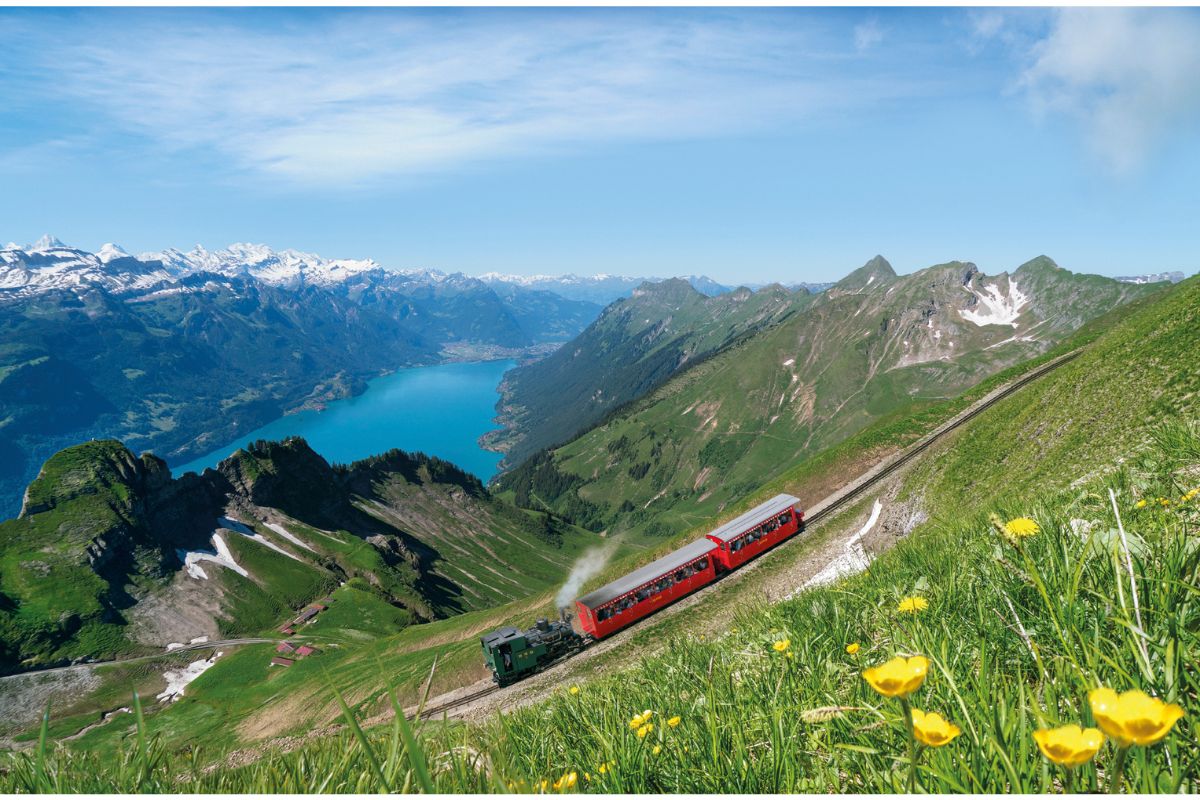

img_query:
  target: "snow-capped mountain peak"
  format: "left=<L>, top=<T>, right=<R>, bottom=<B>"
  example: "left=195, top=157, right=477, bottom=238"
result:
left=29, top=234, right=66, bottom=252
left=97, top=243, right=131, bottom=264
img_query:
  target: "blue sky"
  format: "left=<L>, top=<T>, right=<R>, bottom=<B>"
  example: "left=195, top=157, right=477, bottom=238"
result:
left=1, top=7, right=1198, bottom=283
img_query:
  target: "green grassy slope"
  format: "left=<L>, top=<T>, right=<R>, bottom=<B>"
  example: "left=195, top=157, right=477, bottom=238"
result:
left=486, top=278, right=812, bottom=467
left=4, top=276, right=1195, bottom=792
left=498, top=258, right=1160, bottom=539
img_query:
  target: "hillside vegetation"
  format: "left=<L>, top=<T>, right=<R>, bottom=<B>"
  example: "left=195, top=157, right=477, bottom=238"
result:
left=485, top=278, right=810, bottom=467
left=498, top=256, right=1159, bottom=538
left=3, top=274, right=1196, bottom=793
left=0, top=437, right=596, bottom=673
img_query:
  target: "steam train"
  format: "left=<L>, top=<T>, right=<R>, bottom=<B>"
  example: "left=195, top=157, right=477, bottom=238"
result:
left=480, top=494, right=804, bottom=686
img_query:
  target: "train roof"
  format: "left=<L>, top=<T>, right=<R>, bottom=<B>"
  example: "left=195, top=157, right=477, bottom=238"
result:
left=480, top=626, right=522, bottom=647
left=706, top=494, right=801, bottom=543
left=577, top=538, right=717, bottom=609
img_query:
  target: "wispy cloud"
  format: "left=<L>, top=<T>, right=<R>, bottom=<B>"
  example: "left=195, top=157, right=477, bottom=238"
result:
left=853, top=19, right=884, bottom=53
left=2, top=10, right=907, bottom=187
left=1007, top=9, right=1200, bottom=173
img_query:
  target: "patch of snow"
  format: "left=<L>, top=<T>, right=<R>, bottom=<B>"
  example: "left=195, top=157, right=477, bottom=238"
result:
left=782, top=358, right=795, bottom=367
left=960, top=280, right=1029, bottom=328
left=794, top=500, right=882, bottom=594
left=177, top=533, right=248, bottom=580
left=218, top=516, right=303, bottom=561
left=157, top=652, right=222, bottom=703
left=264, top=522, right=316, bottom=552
left=189, top=635, right=209, bottom=644
left=166, top=642, right=185, bottom=651
left=866, top=275, right=875, bottom=286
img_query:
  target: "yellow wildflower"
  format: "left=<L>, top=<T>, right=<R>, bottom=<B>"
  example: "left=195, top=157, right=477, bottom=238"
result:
left=1004, top=517, right=1040, bottom=539
left=629, top=714, right=643, bottom=729
left=1183, top=488, right=1199, bottom=502
left=652, top=744, right=662, bottom=755
left=862, top=655, right=929, bottom=698
left=1135, top=498, right=1148, bottom=509
left=637, top=723, right=654, bottom=738
left=910, top=708, right=961, bottom=747
left=1159, top=497, right=1170, bottom=507
left=846, top=642, right=861, bottom=655
left=597, top=762, right=610, bottom=775
left=552, top=771, right=577, bottom=792
left=1033, top=724, right=1105, bottom=767
left=897, top=596, right=929, bottom=614
left=583, top=773, right=591, bottom=783
left=569, top=685, right=580, bottom=695
left=667, top=715, right=681, bottom=728
left=773, top=638, right=791, bottom=653
left=1089, top=688, right=1185, bottom=747
left=539, top=779, right=550, bottom=792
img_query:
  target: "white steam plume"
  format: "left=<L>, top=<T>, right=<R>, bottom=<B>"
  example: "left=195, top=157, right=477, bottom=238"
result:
left=556, top=543, right=617, bottom=610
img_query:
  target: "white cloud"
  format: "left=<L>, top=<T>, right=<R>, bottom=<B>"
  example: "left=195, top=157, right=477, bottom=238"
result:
left=9, top=11, right=906, bottom=187
left=854, top=19, right=883, bottom=53
left=1017, top=9, right=1200, bottom=173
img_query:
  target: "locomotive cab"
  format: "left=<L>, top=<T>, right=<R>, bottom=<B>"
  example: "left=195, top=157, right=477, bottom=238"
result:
left=480, top=616, right=583, bottom=686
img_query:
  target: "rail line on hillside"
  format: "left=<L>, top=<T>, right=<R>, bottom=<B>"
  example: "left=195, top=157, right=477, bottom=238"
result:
left=412, top=348, right=1082, bottom=721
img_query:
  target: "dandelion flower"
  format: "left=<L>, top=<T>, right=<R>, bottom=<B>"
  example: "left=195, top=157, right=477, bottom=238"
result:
left=1033, top=725, right=1105, bottom=767
left=862, top=655, right=929, bottom=698
left=637, top=723, right=654, bottom=738
left=1158, top=497, right=1170, bottom=507
left=629, top=714, right=644, bottom=729
left=773, top=638, right=791, bottom=653
left=1004, top=517, right=1040, bottom=539
left=569, top=686, right=580, bottom=695
left=846, top=642, right=861, bottom=655
left=910, top=709, right=961, bottom=747
left=667, top=716, right=681, bottom=728
left=1089, top=688, right=1185, bottom=747
left=598, top=762, right=610, bottom=775
left=552, top=771, right=577, bottom=792
left=1135, top=499, right=1148, bottom=509
left=897, top=596, right=929, bottom=614
left=652, top=744, right=662, bottom=755
left=1183, top=488, right=1199, bottom=502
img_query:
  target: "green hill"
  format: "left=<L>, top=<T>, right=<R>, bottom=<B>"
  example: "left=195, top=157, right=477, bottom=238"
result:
left=484, top=278, right=810, bottom=467
left=497, top=256, right=1159, bottom=539
left=1, top=276, right=1194, bottom=793
left=0, top=437, right=598, bottom=673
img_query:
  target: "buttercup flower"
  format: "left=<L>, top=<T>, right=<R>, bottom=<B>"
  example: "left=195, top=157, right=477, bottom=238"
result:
left=862, top=655, right=929, bottom=698
left=629, top=714, right=643, bottom=729
left=773, top=638, right=791, bottom=653
left=667, top=716, right=681, bottom=728
left=1135, top=499, right=1148, bottom=509
left=910, top=709, right=961, bottom=747
left=1089, top=688, right=1185, bottom=747
left=846, top=642, right=861, bottom=655
left=552, top=771, right=577, bottom=792
left=1004, top=517, right=1040, bottom=539
left=569, top=686, right=580, bottom=695
left=651, top=745, right=662, bottom=755
left=597, top=762, right=611, bottom=775
left=637, top=723, right=654, bottom=738
left=1033, top=725, right=1105, bottom=767
left=897, top=596, right=929, bottom=614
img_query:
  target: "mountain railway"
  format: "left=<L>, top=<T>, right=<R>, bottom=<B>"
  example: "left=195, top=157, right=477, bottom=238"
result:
left=468, top=348, right=1082, bottom=698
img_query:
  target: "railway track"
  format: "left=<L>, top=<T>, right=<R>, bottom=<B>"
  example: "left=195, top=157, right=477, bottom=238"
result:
left=411, top=348, right=1081, bottom=721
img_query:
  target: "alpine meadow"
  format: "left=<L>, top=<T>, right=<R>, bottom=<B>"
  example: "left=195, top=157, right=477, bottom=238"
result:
left=1, top=5, right=1198, bottom=797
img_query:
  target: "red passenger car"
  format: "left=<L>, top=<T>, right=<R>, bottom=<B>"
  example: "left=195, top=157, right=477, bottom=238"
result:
left=575, top=539, right=718, bottom=639
left=706, top=493, right=804, bottom=571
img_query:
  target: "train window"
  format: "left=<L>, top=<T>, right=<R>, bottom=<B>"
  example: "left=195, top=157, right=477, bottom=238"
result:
left=695, top=558, right=708, bottom=571
left=780, top=511, right=791, bottom=524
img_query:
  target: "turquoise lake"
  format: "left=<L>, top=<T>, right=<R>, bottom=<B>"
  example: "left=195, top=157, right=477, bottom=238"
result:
left=171, top=360, right=516, bottom=481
